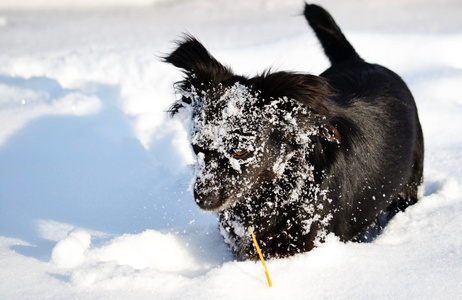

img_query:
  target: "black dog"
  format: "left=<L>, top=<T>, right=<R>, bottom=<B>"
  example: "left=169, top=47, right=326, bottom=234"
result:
left=164, top=4, right=424, bottom=260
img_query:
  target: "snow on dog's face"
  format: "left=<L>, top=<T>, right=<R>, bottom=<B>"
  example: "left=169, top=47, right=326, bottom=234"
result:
left=185, top=82, right=310, bottom=211
left=164, top=35, right=338, bottom=211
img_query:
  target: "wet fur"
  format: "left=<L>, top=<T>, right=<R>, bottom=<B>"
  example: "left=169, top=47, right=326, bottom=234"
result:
left=164, top=3, right=423, bottom=259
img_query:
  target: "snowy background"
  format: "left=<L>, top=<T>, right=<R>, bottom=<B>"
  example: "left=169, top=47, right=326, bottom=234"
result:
left=0, top=0, right=461, bottom=298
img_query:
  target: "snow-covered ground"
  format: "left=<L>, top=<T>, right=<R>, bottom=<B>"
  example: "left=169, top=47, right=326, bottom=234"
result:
left=0, top=0, right=461, bottom=298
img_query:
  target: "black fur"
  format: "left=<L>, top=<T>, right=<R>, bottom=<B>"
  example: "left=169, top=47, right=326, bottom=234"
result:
left=163, top=4, right=424, bottom=260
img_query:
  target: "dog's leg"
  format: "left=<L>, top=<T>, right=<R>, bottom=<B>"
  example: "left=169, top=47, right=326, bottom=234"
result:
left=303, top=4, right=363, bottom=65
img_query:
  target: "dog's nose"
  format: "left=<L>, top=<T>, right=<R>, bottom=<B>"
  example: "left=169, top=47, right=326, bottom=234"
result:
left=194, top=194, right=218, bottom=211
left=194, top=188, right=223, bottom=211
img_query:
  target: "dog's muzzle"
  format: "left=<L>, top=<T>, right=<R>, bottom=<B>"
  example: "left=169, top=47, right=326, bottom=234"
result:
left=194, top=190, right=223, bottom=211
left=193, top=181, right=233, bottom=212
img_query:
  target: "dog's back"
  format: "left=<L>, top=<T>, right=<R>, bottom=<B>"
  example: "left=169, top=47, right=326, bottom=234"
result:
left=304, top=4, right=424, bottom=240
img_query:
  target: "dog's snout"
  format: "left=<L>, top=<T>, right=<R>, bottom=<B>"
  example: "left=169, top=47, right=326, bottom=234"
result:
left=193, top=185, right=224, bottom=211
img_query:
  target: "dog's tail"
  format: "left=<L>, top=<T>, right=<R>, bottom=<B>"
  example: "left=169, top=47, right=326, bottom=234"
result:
left=304, top=4, right=363, bottom=65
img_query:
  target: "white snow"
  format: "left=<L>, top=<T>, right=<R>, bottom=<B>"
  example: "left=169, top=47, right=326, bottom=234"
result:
left=0, top=0, right=461, bottom=298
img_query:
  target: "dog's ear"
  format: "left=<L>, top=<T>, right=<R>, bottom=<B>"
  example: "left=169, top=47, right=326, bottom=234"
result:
left=281, top=73, right=341, bottom=144
left=254, top=71, right=341, bottom=143
left=320, top=123, right=341, bottom=143
left=163, top=34, right=233, bottom=83
left=297, top=112, right=342, bottom=144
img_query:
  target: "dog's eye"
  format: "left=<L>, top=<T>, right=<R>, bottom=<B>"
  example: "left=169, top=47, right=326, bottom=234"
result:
left=233, top=150, right=248, bottom=158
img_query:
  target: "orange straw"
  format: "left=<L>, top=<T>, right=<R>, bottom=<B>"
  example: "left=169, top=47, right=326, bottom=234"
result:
left=249, top=227, right=273, bottom=287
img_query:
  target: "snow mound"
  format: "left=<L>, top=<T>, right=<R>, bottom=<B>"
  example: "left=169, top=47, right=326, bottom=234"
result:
left=52, top=230, right=92, bottom=268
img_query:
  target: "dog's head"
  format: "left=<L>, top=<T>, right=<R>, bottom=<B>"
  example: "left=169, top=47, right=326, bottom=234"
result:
left=164, top=35, right=340, bottom=211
